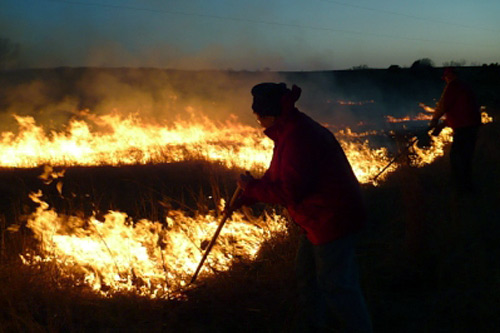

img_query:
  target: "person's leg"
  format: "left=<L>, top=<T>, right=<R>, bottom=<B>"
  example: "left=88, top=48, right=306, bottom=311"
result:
left=460, top=126, right=479, bottom=190
left=450, top=132, right=462, bottom=187
left=315, top=234, right=372, bottom=333
left=451, top=127, right=479, bottom=191
left=294, top=234, right=323, bottom=332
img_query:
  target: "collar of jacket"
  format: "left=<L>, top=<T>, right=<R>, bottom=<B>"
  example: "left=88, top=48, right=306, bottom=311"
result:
left=263, top=107, right=300, bottom=142
left=446, top=77, right=458, bottom=86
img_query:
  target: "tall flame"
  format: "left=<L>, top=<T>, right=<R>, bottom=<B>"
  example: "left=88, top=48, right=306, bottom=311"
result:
left=0, top=110, right=273, bottom=171
left=22, top=190, right=287, bottom=298
left=12, top=105, right=493, bottom=299
left=1, top=107, right=480, bottom=184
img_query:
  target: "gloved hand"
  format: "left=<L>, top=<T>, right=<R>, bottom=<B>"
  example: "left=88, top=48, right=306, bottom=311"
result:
left=429, top=118, right=439, bottom=130
left=229, top=193, right=256, bottom=211
left=220, top=172, right=257, bottom=215
left=237, top=171, right=255, bottom=191
left=431, top=121, right=446, bottom=136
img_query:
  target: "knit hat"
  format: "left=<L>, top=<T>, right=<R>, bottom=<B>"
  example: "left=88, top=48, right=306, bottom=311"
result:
left=251, top=83, right=301, bottom=116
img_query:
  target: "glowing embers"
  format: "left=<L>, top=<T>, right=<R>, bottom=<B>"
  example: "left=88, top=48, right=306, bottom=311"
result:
left=21, top=191, right=287, bottom=299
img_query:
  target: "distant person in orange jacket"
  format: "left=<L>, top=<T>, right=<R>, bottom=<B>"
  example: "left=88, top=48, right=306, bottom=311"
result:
left=430, top=67, right=481, bottom=192
left=236, top=82, right=372, bottom=332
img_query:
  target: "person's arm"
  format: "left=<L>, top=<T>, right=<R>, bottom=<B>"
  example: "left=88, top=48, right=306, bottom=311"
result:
left=430, top=85, right=449, bottom=128
left=243, top=132, right=316, bottom=206
left=431, top=81, right=458, bottom=128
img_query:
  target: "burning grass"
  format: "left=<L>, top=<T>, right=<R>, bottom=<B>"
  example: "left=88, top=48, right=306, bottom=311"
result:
left=1, top=115, right=499, bottom=331
left=0, top=64, right=498, bottom=330
left=2, top=108, right=487, bottom=302
left=21, top=189, right=288, bottom=299
left=0, top=161, right=297, bottom=331
left=2, top=106, right=492, bottom=185
left=0, top=112, right=498, bottom=331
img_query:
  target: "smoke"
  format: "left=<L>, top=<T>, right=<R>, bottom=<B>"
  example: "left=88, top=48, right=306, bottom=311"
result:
left=0, top=67, right=443, bottom=138
left=0, top=68, right=286, bottom=133
left=0, top=67, right=360, bottom=138
left=0, top=37, right=21, bottom=70
left=0, top=68, right=355, bottom=129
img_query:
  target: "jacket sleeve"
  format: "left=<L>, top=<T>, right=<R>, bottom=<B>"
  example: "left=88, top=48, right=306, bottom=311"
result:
left=433, top=81, right=457, bottom=125
left=433, top=86, right=448, bottom=122
left=243, top=130, right=317, bottom=206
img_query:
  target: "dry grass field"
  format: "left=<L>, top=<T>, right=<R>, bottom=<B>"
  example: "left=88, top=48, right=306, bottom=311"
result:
left=0, top=67, right=499, bottom=332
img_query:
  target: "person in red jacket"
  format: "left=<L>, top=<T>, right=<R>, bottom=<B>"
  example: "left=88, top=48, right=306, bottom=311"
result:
left=237, top=82, right=372, bottom=332
left=430, top=67, right=481, bottom=191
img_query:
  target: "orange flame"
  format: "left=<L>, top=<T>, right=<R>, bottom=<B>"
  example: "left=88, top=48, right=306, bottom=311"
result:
left=418, top=102, right=436, bottom=113
left=0, top=109, right=394, bottom=184
left=1, top=108, right=493, bottom=184
left=16, top=107, right=494, bottom=298
left=0, top=110, right=273, bottom=171
left=385, top=113, right=433, bottom=123
left=21, top=190, right=287, bottom=298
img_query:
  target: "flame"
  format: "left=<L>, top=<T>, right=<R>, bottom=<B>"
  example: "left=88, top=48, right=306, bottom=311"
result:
left=410, top=127, right=454, bottom=166
left=384, top=103, right=436, bottom=123
left=15, top=106, right=494, bottom=299
left=0, top=111, right=273, bottom=171
left=481, top=107, right=493, bottom=124
left=0, top=108, right=493, bottom=184
left=399, top=109, right=493, bottom=167
left=0, top=109, right=394, bottom=183
left=418, top=102, right=436, bottom=113
left=21, top=190, right=287, bottom=298
left=385, top=113, right=433, bottom=123
left=336, top=128, right=379, bottom=138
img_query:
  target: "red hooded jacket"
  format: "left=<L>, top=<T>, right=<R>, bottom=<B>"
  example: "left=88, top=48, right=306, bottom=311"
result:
left=434, top=78, right=481, bottom=129
left=243, top=108, right=367, bottom=245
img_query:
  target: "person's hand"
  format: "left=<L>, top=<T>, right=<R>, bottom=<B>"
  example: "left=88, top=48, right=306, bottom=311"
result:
left=237, top=171, right=255, bottom=191
left=223, top=191, right=254, bottom=214
left=431, top=121, right=445, bottom=136
left=429, top=118, right=439, bottom=130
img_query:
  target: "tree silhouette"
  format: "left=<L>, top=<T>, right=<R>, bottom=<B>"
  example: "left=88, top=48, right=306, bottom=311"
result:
left=442, top=59, right=467, bottom=67
left=411, top=58, right=434, bottom=69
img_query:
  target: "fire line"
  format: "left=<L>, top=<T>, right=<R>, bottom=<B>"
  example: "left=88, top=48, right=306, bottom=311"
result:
left=10, top=107, right=493, bottom=299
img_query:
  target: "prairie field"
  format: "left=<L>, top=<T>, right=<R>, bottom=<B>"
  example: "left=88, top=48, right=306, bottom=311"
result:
left=0, top=67, right=499, bottom=332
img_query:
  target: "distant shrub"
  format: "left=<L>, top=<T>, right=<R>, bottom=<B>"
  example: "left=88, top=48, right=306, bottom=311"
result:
left=482, top=62, right=499, bottom=68
left=351, top=64, right=369, bottom=70
left=388, top=65, right=401, bottom=72
left=442, top=59, right=467, bottom=67
left=411, top=58, right=435, bottom=69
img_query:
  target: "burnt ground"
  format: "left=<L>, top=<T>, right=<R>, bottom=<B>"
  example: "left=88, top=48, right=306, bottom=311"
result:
left=0, top=67, right=499, bottom=332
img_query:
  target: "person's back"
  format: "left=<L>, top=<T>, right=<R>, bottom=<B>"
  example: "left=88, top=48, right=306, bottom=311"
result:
left=441, top=78, right=481, bottom=129
left=269, top=109, right=366, bottom=245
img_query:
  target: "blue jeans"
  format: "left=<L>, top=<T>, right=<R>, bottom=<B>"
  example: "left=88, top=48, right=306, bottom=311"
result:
left=294, top=234, right=372, bottom=332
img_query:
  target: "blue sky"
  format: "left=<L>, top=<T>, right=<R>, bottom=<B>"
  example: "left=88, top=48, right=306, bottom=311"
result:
left=1, top=0, right=499, bottom=70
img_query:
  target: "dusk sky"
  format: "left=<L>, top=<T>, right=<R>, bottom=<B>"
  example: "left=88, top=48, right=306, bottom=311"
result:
left=1, top=0, right=499, bottom=70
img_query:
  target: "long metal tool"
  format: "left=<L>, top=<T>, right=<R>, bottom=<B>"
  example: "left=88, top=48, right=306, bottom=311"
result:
left=371, top=137, right=418, bottom=182
left=371, top=125, right=435, bottom=182
left=190, top=186, right=243, bottom=284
